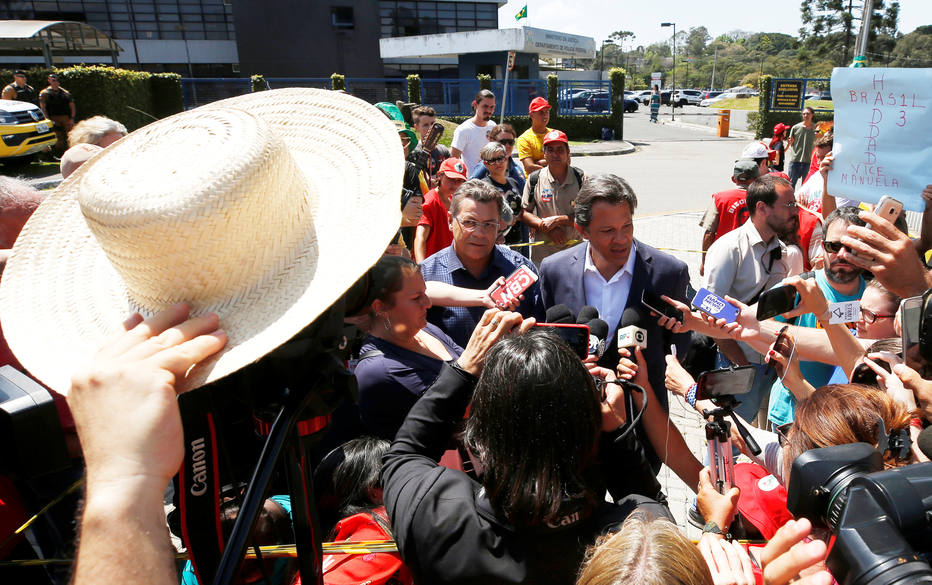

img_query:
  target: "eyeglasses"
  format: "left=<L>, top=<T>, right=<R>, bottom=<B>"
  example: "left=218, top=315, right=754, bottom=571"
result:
left=860, top=307, right=895, bottom=324
left=822, top=240, right=854, bottom=254
left=484, top=155, right=507, bottom=164
left=497, top=139, right=515, bottom=146
left=455, top=216, right=499, bottom=233
left=772, top=201, right=798, bottom=210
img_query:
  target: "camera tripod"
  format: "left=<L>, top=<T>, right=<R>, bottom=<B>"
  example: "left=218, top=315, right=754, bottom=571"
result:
left=702, top=396, right=761, bottom=494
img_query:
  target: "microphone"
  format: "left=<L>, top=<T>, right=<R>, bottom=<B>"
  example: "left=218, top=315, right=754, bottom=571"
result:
left=917, top=425, right=932, bottom=460
left=577, top=305, right=600, bottom=324
left=586, top=318, right=609, bottom=357
left=616, top=306, right=648, bottom=350
left=545, top=304, right=575, bottom=324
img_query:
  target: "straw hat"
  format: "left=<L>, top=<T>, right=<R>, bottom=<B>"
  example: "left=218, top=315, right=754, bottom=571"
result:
left=0, top=88, right=403, bottom=394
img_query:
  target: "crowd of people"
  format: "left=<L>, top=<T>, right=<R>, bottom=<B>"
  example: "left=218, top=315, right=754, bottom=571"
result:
left=1, top=84, right=932, bottom=585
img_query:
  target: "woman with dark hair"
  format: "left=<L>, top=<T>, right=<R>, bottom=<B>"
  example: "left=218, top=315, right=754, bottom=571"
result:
left=319, top=437, right=413, bottom=585
left=354, top=255, right=462, bottom=440
left=383, top=309, right=668, bottom=585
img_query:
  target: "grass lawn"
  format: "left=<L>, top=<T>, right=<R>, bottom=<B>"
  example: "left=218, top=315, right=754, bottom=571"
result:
left=704, top=96, right=834, bottom=111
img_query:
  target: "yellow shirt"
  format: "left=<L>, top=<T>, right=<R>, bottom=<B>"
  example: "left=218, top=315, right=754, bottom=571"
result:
left=516, top=127, right=551, bottom=175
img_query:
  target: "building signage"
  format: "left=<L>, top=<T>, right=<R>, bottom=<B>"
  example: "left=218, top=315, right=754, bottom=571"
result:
left=771, top=79, right=804, bottom=111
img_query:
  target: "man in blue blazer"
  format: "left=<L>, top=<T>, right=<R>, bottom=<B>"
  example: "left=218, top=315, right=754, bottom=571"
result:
left=539, top=174, right=691, bottom=413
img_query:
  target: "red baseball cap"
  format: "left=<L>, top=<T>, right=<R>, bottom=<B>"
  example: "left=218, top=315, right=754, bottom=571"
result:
left=439, top=157, right=467, bottom=180
left=734, top=462, right=793, bottom=540
left=542, top=130, right=568, bottom=146
left=529, top=97, right=552, bottom=113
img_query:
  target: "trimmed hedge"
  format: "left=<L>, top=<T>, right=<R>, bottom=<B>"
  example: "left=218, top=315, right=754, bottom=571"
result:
left=547, top=74, right=559, bottom=123
left=441, top=114, right=613, bottom=141
left=331, top=73, right=346, bottom=91
left=609, top=67, right=626, bottom=140
left=477, top=74, right=492, bottom=91
left=58, top=66, right=153, bottom=131
left=756, top=75, right=833, bottom=139
left=251, top=74, right=268, bottom=92
left=407, top=74, right=421, bottom=104
left=0, top=66, right=184, bottom=129
left=150, top=73, right=183, bottom=119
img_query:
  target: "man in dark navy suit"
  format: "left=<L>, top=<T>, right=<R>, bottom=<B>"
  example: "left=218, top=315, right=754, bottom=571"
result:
left=539, top=174, right=691, bottom=413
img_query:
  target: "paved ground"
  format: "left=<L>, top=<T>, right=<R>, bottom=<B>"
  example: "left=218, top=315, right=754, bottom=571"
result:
left=13, top=112, right=742, bottom=538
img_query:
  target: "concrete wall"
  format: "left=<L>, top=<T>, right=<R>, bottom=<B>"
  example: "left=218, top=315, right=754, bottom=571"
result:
left=233, top=0, right=383, bottom=77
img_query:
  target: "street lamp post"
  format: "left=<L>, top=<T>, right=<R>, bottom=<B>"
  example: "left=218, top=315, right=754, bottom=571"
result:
left=661, top=22, right=676, bottom=120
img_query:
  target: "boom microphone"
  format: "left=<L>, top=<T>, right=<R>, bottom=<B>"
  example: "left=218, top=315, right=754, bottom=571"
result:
left=577, top=305, right=600, bottom=324
left=545, top=304, right=575, bottom=324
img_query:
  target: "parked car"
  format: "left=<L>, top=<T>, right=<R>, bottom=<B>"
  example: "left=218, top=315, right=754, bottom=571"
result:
left=584, top=92, right=639, bottom=113
left=699, top=91, right=738, bottom=107
left=818, top=90, right=832, bottom=101
left=673, top=89, right=702, bottom=106
left=634, top=90, right=653, bottom=104
left=0, top=100, right=56, bottom=162
left=585, top=90, right=610, bottom=112
left=701, top=90, right=723, bottom=101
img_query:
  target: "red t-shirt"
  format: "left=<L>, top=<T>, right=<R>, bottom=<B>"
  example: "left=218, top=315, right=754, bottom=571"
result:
left=712, top=188, right=750, bottom=241
left=417, top=189, right=453, bottom=260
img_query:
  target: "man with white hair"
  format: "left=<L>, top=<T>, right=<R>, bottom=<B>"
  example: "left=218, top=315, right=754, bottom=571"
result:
left=0, top=177, right=43, bottom=268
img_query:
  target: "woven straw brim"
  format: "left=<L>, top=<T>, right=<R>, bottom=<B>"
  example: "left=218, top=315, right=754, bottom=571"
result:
left=0, top=88, right=403, bottom=394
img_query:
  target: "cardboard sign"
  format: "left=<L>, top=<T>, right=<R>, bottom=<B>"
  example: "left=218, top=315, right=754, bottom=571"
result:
left=828, top=67, right=932, bottom=212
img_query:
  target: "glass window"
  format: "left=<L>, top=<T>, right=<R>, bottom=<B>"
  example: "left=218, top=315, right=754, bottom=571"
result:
left=181, top=12, right=204, bottom=21
left=204, top=13, right=223, bottom=21
left=331, top=6, right=354, bottom=29
left=109, top=22, right=132, bottom=32
left=157, top=4, right=178, bottom=13
left=180, top=4, right=201, bottom=13
left=456, top=4, right=475, bottom=17
left=160, top=30, right=183, bottom=39
left=159, top=12, right=180, bottom=21
left=135, top=21, right=159, bottom=31
left=111, top=12, right=129, bottom=21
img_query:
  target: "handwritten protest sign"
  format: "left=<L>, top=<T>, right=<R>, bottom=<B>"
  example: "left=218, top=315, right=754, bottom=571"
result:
left=828, top=67, right=931, bottom=212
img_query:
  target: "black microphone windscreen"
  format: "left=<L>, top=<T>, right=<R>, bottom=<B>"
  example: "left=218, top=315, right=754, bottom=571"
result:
left=587, top=318, right=609, bottom=341
left=545, top=304, right=575, bottom=324
left=577, top=305, right=600, bottom=324
left=619, top=306, right=644, bottom=328
left=917, top=426, right=932, bottom=460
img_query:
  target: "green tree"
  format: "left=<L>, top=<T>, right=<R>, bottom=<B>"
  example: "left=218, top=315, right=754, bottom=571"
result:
left=799, top=0, right=899, bottom=65
left=685, top=26, right=711, bottom=56
left=888, top=25, right=932, bottom=66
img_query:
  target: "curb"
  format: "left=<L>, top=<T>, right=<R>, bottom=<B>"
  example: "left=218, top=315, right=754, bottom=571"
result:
left=662, top=118, right=756, bottom=139
left=571, top=141, right=636, bottom=157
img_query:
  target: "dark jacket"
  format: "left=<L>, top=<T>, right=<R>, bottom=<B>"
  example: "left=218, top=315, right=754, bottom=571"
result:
left=382, top=363, right=669, bottom=585
left=538, top=240, right=691, bottom=412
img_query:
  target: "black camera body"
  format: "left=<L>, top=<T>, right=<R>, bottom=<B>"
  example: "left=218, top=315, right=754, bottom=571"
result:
left=788, top=443, right=932, bottom=585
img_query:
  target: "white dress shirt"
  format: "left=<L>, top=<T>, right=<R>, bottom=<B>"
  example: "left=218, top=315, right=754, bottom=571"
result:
left=583, top=242, right=638, bottom=334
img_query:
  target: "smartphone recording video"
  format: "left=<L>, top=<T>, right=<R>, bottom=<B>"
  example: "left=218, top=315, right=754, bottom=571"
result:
left=641, top=290, right=683, bottom=322
left=695, top=366, right=757, bottom=401
left=535, top=323, right=590, bottom=360
left=756, top=285, right=799, bottom=321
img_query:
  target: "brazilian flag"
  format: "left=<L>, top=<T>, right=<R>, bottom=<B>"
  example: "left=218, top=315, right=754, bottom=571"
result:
left=514, top=4, right=527, bottom=21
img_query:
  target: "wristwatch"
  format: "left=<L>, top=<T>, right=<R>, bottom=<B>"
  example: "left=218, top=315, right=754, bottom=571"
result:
left=702, top=521, right=730, bottom=539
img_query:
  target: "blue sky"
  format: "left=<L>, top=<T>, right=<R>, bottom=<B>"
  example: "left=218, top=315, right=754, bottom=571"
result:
left=498, top=0, right=932, bottom=48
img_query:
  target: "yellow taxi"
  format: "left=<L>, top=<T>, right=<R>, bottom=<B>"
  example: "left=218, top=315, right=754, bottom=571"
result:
left=0, top=99, right=56, bottom=161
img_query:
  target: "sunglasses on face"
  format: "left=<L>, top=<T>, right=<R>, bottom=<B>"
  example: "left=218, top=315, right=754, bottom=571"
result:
left=822, top=240, right=853, bottom=254
left=497, top=139, right=515, bottom=146
left=484, top=155, right=507, bottom=164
